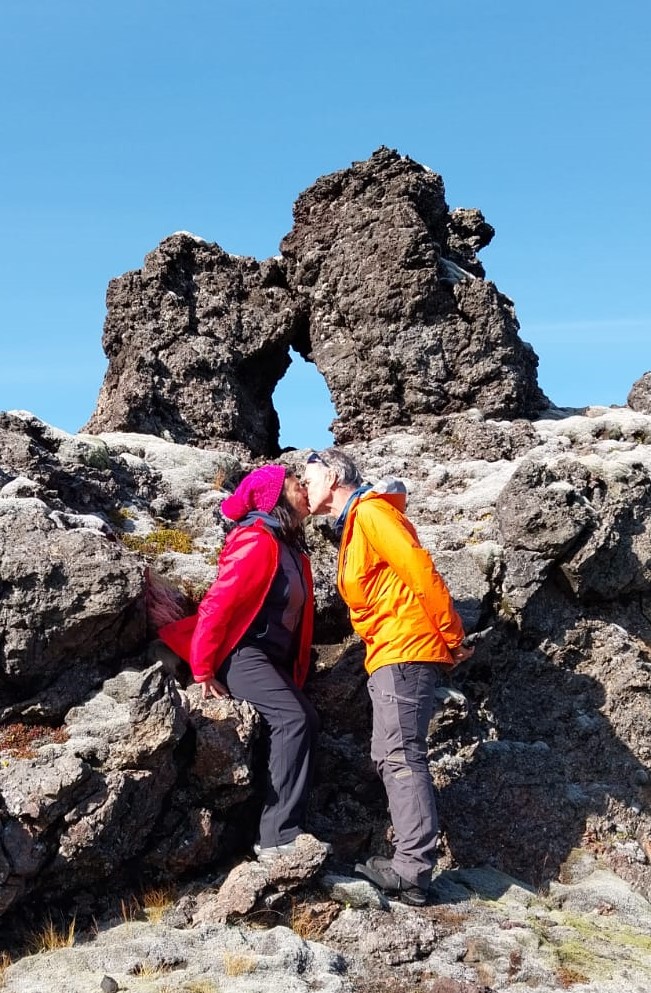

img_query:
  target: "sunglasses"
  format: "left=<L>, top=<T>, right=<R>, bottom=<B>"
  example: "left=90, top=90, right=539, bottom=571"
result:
left=306, top=452, right=329, bottom=467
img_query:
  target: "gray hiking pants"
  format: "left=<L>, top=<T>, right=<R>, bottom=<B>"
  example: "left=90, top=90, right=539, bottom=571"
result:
left=220, top=645, right=319, bottom=848
left=368, top=662, right=441, bottom=889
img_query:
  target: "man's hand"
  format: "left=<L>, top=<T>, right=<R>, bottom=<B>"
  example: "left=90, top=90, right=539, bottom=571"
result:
left=200, top=677, right=229, bottom=699
left=450, top=644, right=475, bottom=666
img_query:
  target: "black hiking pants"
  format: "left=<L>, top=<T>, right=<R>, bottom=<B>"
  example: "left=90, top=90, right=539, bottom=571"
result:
left=220, top=644, right=319, bottom=847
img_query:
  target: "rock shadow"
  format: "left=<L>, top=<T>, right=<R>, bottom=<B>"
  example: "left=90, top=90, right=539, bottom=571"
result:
left=437, top=579, right=651, bottom=891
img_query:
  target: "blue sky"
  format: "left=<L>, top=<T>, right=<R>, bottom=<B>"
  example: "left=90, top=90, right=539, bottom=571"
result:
left=1, top=0, right=649, bottom=450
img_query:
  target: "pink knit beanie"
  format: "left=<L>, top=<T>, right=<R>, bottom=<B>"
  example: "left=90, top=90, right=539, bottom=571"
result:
left=220, top=465, right=286, bottom=521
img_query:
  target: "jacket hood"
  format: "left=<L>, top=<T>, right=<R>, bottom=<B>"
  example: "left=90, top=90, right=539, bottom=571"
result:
left=359, top=476, right=408, bottom=513
left=333, top=477, right=408, bottom=538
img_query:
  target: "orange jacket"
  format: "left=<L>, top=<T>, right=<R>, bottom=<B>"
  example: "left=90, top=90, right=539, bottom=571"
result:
left=337, top=488, right=465, bottom=674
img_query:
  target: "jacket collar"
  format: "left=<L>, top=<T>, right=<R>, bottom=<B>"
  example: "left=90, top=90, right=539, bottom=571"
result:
left=237, top=510, right=282, bottom=531
left=333, top=485, right=372, bottom=537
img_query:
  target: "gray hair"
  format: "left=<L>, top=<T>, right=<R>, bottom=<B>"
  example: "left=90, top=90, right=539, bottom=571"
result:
left=316, top=448, right=363, bottom=488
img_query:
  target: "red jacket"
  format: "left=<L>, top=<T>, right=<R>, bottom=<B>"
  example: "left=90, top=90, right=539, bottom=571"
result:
left=158, top=519, right=314, bottom=688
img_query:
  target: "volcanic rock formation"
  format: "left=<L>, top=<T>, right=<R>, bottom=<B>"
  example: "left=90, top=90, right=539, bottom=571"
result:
left=2, top=151, right=651, bottom=993
left=281, top=147, right=548, bottom=443
left=85, top=148, right=548, bottom=452
left=85, top=241, right=297, bottom=457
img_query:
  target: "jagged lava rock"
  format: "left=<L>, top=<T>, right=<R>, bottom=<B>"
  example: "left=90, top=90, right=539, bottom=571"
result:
left=628, top=370, right=651, bottom=413
left=85, top=148, right=549, bottom=453
left=0, top=497, right=145, bottom=719
left=85, top=235, right=299, bottom=456
left=281, top=146, right=549, bottom=443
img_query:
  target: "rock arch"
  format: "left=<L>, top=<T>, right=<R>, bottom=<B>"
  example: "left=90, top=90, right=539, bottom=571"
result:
left=85, top=149, right=548, bottom=454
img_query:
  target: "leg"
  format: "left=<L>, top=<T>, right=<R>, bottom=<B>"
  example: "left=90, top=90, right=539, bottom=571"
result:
left=220, top=646, right=319, bottom=847
left=368, top=662, right=440, bottom=889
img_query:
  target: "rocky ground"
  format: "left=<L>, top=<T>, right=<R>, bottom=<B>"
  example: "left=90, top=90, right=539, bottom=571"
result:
left=2, top=854, right=651, bottom=992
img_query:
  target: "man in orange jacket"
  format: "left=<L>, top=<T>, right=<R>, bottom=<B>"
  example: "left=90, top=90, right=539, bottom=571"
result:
left=304, top=448, right=473, bottom=904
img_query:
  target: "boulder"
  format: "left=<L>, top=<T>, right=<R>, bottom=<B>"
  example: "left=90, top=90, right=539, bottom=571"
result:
left=0, top=496, right=145, bottom=719
left=628, top=370, right=651, bottom=413
left=0, top=663, right=267, bottom=917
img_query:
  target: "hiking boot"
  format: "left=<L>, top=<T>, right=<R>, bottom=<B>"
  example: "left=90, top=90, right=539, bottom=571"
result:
left=355, top=855, right=428, bottom=906
left=254, top=833, right=333, bottom=862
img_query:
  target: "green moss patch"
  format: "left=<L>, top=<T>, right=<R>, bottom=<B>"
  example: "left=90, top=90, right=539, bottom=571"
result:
left=122, top=528, right=195, bottom=557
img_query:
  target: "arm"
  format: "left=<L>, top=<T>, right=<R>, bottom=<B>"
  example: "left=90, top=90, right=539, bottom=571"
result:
left=355, top=501, right=466, bottom=649
left=189, top=528, right=276, bottom=682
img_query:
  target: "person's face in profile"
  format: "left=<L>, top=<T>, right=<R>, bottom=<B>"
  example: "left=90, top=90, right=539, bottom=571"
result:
left=303, top=458, right=333, bottom=516
left=283, top=473, right=310, bottom=520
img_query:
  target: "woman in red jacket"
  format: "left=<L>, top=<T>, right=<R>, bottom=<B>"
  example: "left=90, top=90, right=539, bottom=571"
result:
left=159, top=464, right=328, bottom=861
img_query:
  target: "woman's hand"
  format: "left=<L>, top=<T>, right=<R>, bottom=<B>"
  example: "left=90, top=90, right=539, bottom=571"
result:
left=199, top=677, right=229, bottom=699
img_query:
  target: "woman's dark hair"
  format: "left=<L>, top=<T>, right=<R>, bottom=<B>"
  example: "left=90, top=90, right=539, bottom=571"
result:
left=269, top=471, right=307, bottom=549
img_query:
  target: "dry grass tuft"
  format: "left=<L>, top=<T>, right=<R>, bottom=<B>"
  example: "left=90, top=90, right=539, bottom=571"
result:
left=204, top=547, right=222, bottom=567
left=222, top=952, right=257, bottom=976
left=0, top=951, right=12, bottom=988
left=212, top=468, right=228, bottom=491
left=557, top=965, right=590, bottom=988
left=290, top=904, right=323, bottom=940
left=28, top=916, right=76, bottom=954
left=180, top=981, right=220, bottom=993
left=181, top=578, right=212, bottom=605
left=130, top=959, right=168, bottom=978
left=120, top=895, right=142, bottom=924
left=141, top=885, right=176, bottom=924
left=289, top=899, right=338, bottom=940
left=424, top=905, right=470, bottom=929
